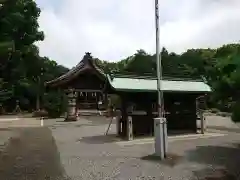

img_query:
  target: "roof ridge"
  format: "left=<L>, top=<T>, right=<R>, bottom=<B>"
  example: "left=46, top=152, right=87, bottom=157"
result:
left=46, top=52, right=106, bottom=86
left=110, top=73, right=203, bottom=82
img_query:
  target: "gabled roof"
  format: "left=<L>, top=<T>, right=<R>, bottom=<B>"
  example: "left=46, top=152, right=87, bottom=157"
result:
left=46, top=52, right=105, bottom=87
left=46, top=53, right=211, bottom=93
left=107, top=75, right=211, bottom=93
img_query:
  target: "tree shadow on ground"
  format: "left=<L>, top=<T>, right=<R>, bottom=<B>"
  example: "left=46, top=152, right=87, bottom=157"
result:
left=78, top=134, right=120, bottom=144
left=0, top=127, right=71, bottom=180
left=186, top=143, right=240, bottom=180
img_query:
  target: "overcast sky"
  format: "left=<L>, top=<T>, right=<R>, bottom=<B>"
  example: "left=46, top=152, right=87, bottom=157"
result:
left=35, top=0, right=240, bottom=68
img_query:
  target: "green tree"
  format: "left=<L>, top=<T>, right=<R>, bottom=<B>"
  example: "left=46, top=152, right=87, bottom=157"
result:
left=0, top=0, right=69, bottom=114
left=124, top=49, right=155, bottom=75
left=210, top=53, right=240, bottom=113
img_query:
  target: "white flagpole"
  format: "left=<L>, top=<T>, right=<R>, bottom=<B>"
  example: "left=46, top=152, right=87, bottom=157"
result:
left=154, top=0, right=167, bottom=159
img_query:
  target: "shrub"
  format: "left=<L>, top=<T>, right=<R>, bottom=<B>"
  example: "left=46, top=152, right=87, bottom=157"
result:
left=43, top=91, right=67, bottom=118
left=32, top=109, right=48, bottom=118
left=210, top=108, right=219, bottom=114
left=108, top=94, right=121, bottom=109
left=231, top=102, right=240, bottom=122
left=217, top=112, right=231, bottom=117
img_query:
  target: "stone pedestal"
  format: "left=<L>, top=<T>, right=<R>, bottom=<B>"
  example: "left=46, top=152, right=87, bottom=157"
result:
left=126, top=116, right=133, bottom=141
left=196, top=111, right=206, bottom=134
left=154, top=117, right=167, bottom=158
left=65, top=89, right=77, bottom=122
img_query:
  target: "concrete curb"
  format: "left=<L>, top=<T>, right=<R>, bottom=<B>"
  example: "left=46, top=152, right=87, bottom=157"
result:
left=116, top=133, right=226, bottom=146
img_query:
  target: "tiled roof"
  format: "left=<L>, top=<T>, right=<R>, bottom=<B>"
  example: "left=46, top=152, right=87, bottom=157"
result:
left=107, top=75, right=211, bottom=93
left=46, top=53, right=105, bottom=86
left=46, top=53, right=211, bottom=93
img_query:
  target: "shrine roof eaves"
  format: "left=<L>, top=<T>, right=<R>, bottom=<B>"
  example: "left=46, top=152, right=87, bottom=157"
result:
left=46, top=61, right=84, bottom=86
left=107, top=75, right=212, bottom=93
left=110, top=73, right=204, bottom=82
left=46, top=53, right=105, bottom=87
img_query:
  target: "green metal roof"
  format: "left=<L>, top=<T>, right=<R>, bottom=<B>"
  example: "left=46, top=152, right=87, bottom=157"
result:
left=108, top=76, right=211, bottom=93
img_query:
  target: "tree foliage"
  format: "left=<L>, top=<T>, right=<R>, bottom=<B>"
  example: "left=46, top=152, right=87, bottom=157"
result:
left=0, top=0, right=239, bottom=121
left=98, top=44, right=240, bottom=120
left=0, top=0, right=68, bottom=116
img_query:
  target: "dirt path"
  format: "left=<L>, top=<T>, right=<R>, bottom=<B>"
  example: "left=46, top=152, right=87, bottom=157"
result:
left=0, top=127, right=69, bottom=180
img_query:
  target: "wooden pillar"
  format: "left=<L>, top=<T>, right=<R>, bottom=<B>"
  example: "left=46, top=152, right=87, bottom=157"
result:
left=75, top=91, right=79, bottom=115
left=116, top=113, right=122, bottom=136
left=196, top=96, right=206, bottom=134
left=200, top=111, right=205, bottom=134
left=96, top=92, right=99, bottom=110
left=104, top=94, right=108, bottom=111
left=65, top=88, right=77, bottom=121
left=126, top=115, right=133, bottom=141
left=146, top=102, right=154, bottom=136
left=120, top=94, right=127, bottom=138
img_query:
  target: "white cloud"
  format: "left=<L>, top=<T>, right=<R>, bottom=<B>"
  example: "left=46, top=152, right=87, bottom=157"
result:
left=36, top=0, right=240, bottom=68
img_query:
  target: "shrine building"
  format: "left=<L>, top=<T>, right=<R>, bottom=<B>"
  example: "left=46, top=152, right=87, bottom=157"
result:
left=46, top=52, right=211, bottom=140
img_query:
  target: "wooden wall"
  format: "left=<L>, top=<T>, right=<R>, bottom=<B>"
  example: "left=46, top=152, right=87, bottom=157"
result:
left=120, top=92, right=201, bottom=138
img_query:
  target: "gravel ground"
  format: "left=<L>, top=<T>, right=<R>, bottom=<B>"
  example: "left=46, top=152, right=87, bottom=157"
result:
left=206, top=115, right=240, bottom=129
left=48, top=116, right=240, bottom=180
left=0, top=115, right=239, bottom=180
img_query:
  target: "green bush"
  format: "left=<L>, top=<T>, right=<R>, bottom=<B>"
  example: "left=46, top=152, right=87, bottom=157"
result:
left=43, top=91, right=67, bottom=118
left=231, top=103, right=240, bottom=122
left=109, top=94, right=121, bottom=109
left=217, top=112, right=231, bottom=117
left=210, top=108, right=219, bottom=114
left=32, top=109, right=48, bottom=117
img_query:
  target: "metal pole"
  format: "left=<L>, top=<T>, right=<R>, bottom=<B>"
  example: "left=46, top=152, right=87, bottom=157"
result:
left=154, top=0, right=167, bottom=159
left=155, top=0, right=162, bottom=116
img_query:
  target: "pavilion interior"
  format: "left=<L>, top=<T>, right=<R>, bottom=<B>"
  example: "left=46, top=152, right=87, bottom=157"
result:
left=114, top=91, right=201, bottom=138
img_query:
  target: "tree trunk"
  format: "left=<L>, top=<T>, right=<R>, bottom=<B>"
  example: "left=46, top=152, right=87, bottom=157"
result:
left=36, top=95, right=40, bottom=111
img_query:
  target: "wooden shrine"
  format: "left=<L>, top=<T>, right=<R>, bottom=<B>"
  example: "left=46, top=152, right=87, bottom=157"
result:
left=46, top=53, right=211, bottom=140
left=46, top=52, right=108, bottom=121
